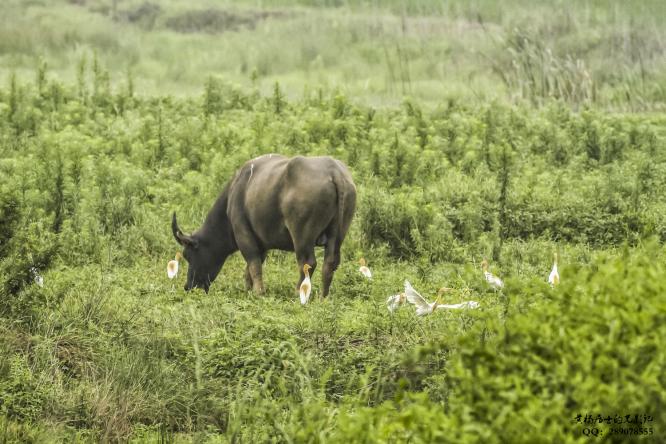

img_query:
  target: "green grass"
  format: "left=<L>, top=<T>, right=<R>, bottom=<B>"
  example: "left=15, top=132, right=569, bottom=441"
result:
left=1, top=67, right=665, bottom=441
left=4, top=244, right=665, bottom=442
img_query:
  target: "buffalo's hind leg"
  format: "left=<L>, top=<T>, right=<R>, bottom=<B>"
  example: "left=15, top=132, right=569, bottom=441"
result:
left=322, top=237, right=340, bottom=298
left=244, top=266, right=253, bottom=291
left=234, top=219, right=267, bottom=294
left=244, top=252, right=267, bottom=292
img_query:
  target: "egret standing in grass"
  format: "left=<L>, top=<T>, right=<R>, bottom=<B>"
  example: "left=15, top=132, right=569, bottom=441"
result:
left=481, top=259, right=504, bottom=289
left=299, top=263, right=312, bottom=305
left=30, top=267, right=43, bottom=287
left=167, top=252, right=182, bottom=279
left=358, top=258, right=372, bottom=279
left=548, top=252, right=560, bottom=287
left=386, top=292, right=407, bottom=313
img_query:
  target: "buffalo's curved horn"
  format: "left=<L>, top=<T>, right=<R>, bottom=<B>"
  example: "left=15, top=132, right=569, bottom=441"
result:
left=172, top=212, right=194, bottom=246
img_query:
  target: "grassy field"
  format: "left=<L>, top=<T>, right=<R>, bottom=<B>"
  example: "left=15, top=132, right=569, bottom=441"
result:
left=1, top=0, right=666, bottom=443
left=2, top=0, right=666, bottom=107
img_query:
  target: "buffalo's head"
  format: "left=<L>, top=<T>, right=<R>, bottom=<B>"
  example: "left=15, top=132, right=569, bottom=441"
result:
left=171, top=212, right=223, bottom=292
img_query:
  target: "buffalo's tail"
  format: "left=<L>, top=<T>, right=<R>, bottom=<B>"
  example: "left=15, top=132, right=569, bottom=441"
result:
left=331, top=168, right=355, bottom=254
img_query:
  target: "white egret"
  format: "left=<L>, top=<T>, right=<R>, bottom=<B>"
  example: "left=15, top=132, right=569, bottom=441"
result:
left=167, top=252, right=182, bottom=279
left=548, top=252, right=560, bottom=287
left=404, top=281, right=450, bottom=316
left=359, top=258, right=372, bottom=279
left=481, top=259, right=504, bottom=289
left=405, top=281, right=480, bottom=315
left=386, top=292, right=406, bottom=313
left=30, top=267, right=43, bottom=287
left=299, top=263, right=312, bottom=305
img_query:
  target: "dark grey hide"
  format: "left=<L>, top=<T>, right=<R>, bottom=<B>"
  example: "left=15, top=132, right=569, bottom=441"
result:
left=172, top=155, right=356, bottom=296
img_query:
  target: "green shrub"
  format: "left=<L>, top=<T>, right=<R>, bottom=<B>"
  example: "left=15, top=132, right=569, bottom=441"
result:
left=435, top=242, right=666, bottom=442
left=0, top=355, right=52, bottom=421
left=0, top=221, right=59, bottom=320
left=359, top=185, right=459, bottom=262
left=0, top=192, right=20, bottom=258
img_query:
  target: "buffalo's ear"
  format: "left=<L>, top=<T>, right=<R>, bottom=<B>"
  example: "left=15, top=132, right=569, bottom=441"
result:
left=172, top=212, right=197, bottom=247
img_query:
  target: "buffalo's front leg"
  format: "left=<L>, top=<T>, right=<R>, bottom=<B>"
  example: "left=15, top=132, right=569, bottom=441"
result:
left=294, top=245, right=316, bottom=296
left=233, top=218, right=267, bottom=294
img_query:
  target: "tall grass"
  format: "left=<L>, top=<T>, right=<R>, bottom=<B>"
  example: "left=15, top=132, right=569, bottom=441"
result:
left=0, top=0, right=664, bottom=108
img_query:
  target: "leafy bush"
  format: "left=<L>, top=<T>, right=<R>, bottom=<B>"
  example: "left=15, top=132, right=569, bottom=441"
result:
left=0, top=221, right=59, bottom=319
left=360, top=186, right=459, bottom=262
left=430, top=242, right=666, bottom=442
left=0, top=191, right=21, bottom=258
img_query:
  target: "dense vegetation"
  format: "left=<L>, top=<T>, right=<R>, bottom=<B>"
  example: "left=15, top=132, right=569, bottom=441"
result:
left=1, top=0, right=665, bottom=442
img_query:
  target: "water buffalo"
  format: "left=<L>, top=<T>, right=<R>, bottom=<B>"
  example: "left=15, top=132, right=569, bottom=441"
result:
left=171, top=154, right=356, bottom=296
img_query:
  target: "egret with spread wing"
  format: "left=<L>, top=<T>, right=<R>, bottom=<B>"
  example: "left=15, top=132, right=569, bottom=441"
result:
left=404, top=281, right=448, bottom=316
left=404, top=281, right=480, bottom=315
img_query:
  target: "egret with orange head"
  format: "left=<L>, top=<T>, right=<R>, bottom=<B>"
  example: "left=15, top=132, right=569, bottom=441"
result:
left=299, top=263, right=312, bottom=305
